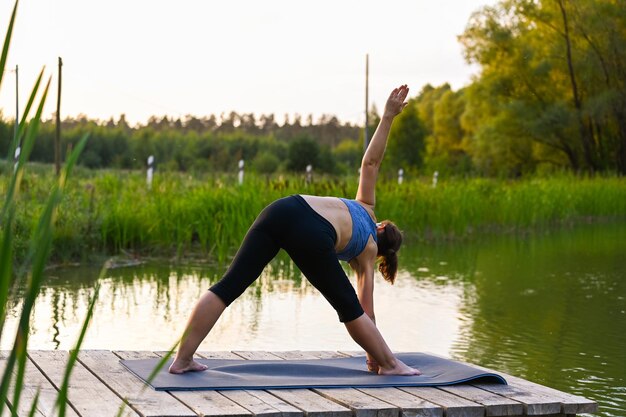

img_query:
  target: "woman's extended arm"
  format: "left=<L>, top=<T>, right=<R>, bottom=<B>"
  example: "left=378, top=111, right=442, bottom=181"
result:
left=356, top=85, right=409, bottom=207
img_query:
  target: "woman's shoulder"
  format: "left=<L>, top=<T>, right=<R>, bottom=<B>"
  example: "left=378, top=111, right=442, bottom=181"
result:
left=353, top=198, right=376, bottom=221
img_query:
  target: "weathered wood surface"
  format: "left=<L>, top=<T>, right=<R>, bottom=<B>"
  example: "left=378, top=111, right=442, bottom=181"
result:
left=1, top=351, right=78, bottom=417
left=422, top=351, right=598, bottom=416
left=0, top=350, right=597, bottom=417
left=28, top=350, right=134, bottom=417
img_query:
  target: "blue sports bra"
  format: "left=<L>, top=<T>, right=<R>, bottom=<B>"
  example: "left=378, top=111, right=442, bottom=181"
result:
left=336, top=198, right=377, bottom=261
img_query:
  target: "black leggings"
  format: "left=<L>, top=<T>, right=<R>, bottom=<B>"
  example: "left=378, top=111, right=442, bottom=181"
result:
left=209, top=195, right=364, bottom=323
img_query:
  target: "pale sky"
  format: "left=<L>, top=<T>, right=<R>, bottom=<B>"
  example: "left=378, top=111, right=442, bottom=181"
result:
left=0, top=0, right=497, bottom=126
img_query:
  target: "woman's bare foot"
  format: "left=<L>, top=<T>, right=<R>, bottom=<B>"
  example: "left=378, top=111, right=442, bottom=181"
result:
left=378, top=359, right=422, bottom=376
left=168, top=357, right=209, bottom=374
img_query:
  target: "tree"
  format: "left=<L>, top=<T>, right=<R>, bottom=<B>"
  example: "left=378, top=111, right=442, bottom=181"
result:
left=253, top=151, right=279, bottom=175
left=426, top=89, right=472, bottom=174
left=333, top=139, right=361, bottom=172
left=459, top=0, right=626, bottom=175
left=287, top=135, right=320, bottom=172
left=385, top=101, right=427, bottom=172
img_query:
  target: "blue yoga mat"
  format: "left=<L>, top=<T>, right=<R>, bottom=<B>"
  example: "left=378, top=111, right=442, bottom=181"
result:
left=121, top=353, right=507, bottom=391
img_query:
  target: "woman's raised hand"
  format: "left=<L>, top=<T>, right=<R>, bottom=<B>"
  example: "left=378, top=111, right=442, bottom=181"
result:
left=383, top=84, right=409, bottom=119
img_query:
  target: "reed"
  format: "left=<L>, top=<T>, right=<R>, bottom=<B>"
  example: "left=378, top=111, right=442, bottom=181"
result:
left=0, top=3, right=179, bottom=415
left=3, top=166, right=625, bottom=266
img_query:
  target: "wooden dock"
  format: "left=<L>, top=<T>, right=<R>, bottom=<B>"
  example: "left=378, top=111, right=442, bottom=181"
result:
left=2, top=350, right=598, bottom=417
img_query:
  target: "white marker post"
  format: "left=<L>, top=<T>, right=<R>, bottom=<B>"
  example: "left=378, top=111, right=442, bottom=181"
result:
left=238, top=159, right=244, bottom=185
left=432, top=170, right=439, bottom=188
left=398, top=168, right=404, bottom=185
left=147, top=155, right=154, bottom=190
left=13, top=146, right=21, bottom=173
left=306, top=164, right=313, bottom=185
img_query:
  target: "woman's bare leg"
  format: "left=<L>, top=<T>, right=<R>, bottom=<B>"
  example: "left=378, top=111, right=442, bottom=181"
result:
left=344, top=314, right=421, bottom=375
left=169, top=291, right=226, bottom=374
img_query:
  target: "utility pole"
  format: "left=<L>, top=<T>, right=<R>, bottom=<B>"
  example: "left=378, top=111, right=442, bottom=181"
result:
left=55, top=57, right=62, bottom=176
left=364, top=54, right=369, bottom=154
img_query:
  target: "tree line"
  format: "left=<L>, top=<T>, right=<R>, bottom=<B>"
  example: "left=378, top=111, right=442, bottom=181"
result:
left=0, top=112, right=366, bottom=175
left=1, top=0, right=624, bottom=177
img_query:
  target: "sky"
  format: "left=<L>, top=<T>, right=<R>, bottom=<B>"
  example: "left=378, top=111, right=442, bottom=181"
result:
left=0, top=0, right=497, bottom=126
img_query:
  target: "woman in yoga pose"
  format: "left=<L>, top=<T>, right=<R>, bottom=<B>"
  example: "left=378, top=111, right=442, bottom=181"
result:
left=170, top=85, right=420, bottom=376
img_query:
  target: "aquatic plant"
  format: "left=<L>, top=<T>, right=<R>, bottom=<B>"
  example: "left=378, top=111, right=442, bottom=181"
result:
left=2, top=163, right=625, bottom=266
left=0, top=2, right=98, bottom=415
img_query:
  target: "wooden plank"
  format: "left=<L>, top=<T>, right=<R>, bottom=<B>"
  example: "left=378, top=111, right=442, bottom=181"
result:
left=151, top=351, right=242, bottom=360
left=398, top=387, right=484, bottom=417
left=271, top=351, right=399, bottom=417
left=240, top=351, right=349, bottom=417
left=268, top=351, right=347, bottom=360
left=197, top=351, right=243, bottom=360
left=345, top=351, right=588, bottom=416
left=470, top=383, right=563, bottom=416
left=217, top=389, right=301, bottom=417
left=231, top=351, right=283, bottom=360
left=474, top=370, right=597, bottom=415
left=79, top=350, right=195, bottom=417
left=313, top=388, right=399, bottom=417
left=338, top=350, right=366, bottom=357
left=118, top=350, right=250, bottom=417
left=424, top=352, right=597, bottom=415
left=28, top=350, right=136, bottom=417
left=156, top=349, right=298, bottom=417
left=439, top=385, right=523, bottom=416
left=196, top=350, right=297, bottom=417
left=339, top=351, right=478, bottom=417
left=264, top=389, right=352, bottom=417
left=1, top=352, right=45, bottom=417
left=14, top=356, right=80, bottom=417
left=357, top=388, right=443, bottom=417
left=0, top=353, right=21, bottom=416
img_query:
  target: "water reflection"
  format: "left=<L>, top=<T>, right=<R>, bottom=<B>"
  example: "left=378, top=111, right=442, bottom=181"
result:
left=3, top=255, right=465, bottom=353
left=3, top=222, right=625, bottom=416
left=405, top=223, right=626, bottom=417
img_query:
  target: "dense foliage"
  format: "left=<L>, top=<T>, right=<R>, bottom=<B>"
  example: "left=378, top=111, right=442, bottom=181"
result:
left=1, top=0, right=624, bottom=179
left=0, top=112, right=364, bottom=175
left=2, top=164, right=625, bottom=265
left=398, top=0, right=626, bottom=177
left=458, top=0, right=626, bottom=175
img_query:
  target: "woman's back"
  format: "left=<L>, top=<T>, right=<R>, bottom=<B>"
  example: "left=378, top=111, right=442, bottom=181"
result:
left=300, top=195, right=376, bottom=254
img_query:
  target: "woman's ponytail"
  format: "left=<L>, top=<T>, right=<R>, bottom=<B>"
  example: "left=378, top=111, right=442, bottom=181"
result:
left=376, top=221, right=403, bottom=284
left=379, top=249, right=399, bottom=284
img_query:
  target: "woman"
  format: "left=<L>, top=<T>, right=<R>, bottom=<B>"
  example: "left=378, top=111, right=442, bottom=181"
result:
left=170, top=85, right=420, bottom=376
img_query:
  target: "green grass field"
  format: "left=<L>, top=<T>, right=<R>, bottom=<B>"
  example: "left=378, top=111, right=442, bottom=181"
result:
left=2, top=162, right=625, bottom=265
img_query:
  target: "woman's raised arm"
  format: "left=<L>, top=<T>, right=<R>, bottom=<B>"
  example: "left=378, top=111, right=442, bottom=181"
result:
left=356, top=85, right=409, bottom=207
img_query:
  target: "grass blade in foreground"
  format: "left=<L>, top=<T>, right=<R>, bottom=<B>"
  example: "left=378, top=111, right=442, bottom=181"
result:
left=56, top=281, right=100, bottom=417
left=0, top=82, right=52, bottom=417
left=0, top=79, right=55, bottom=383
left=0, top=135, right=88, bottom=415
left=26, top=390, right=40, bottom=417
left=0, top=0, right=17, bottom=90
left=0, top=73, right=46, bottom=343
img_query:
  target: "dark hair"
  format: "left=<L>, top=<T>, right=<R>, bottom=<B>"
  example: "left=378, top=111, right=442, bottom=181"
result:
left=376, top=220, right=403, bottom=284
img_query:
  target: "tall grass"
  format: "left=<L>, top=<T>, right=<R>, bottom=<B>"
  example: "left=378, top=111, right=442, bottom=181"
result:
left=3, top=167, right=625, bottom=265
left=0, top=2, right=100, bottom=415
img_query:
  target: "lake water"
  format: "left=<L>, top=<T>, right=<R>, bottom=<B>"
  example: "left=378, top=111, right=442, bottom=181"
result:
left=4, top=222, right=625, bottom=416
